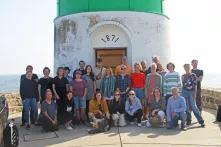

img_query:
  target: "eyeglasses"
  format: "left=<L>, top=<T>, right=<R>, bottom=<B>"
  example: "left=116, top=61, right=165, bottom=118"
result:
left=115, top=94, right=120, bottom=96
left=129, top=93, right=135, bottom=96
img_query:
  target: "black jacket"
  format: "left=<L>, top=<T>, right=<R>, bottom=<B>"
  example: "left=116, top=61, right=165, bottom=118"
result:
left=20, top=78, right=38, bottom=100
left=109, top=99, right=125, bottom=114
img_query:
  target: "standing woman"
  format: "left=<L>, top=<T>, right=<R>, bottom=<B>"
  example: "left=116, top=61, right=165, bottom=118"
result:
left=52, top=67, right=69, bottom=125
left=131, top=63, right=146, bottom=100
left=163, top=62, right=182, bottom=105
left=70, top=70, right=87, bottom=124
left=100, top=67, right=116, bottom=100
left=82, top=65, right=96, bottom=120
left=38, top=67, right=53, bottom=103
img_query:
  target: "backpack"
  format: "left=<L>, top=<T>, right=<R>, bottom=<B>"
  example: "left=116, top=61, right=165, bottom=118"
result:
left=3, top=119, right=19, bottom=147
left=216, top=105, right=221, bottom=122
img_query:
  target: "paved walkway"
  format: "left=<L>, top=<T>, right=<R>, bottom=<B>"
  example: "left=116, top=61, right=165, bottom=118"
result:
left=10, top=109, right=221, bottom=147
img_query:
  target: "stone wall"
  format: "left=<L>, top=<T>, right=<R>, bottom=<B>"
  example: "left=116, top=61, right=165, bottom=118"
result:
left=0, top=88, right=220, bottom=114
left=0, top=93, right=22, bottom=114
left=202, top=88, right=221, bottom=110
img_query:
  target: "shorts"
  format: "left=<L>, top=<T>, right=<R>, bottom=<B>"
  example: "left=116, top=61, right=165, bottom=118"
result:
left=74, top=96, right=86, bottom=109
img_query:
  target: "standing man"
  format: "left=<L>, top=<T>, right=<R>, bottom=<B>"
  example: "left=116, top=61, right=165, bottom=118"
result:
left=191, top=59, right=203, bottom=112
left=115, top=56, right=132, bottom=76
left=73, top=60, right=86, bottom=79
left=181, top=64, right=205, bottom=127
left=115, top=65, right=131, bottom=102
left=64, top=66, right=73, bottom=83
left=20, top=71, right=38, bottom=129
left=20, top=65, right=38, bottom=126
left=94, top=58, right=106, bottom=91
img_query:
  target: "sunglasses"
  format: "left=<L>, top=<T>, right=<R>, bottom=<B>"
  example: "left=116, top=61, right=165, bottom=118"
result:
left=115, top=94, right=120, bottom=96
left=129, top=93, right=135, bottom=96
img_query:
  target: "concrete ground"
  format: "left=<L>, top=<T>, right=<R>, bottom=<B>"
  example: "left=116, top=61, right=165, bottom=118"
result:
left=9, top=109, right=221, bottom=147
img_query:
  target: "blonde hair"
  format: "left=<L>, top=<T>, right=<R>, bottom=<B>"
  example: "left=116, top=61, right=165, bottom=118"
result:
left=105, top=66, right=114, bottom=76
left=134, top=62, right=142, bottom=71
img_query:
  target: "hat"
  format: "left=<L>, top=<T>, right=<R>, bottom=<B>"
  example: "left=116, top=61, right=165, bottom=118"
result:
left=75, top=70, right=82, bottom=75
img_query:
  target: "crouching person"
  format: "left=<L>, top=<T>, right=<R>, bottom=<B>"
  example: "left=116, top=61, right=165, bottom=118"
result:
left=109, top=90, right=126, bottom=127
left=125, top=90, right=143, bottom=127
left=148, top=88, right=166, bottom=127
left=41, top=89, right=58, bottom=132
left=88, top=91, right=110, bottom=134
left=166, top=87, right=187, bottom=131
left=63, top=91, right=75, bottom=130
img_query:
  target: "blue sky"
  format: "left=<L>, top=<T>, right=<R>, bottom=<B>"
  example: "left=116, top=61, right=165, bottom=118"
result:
left=0, top=0, right=221, bottom=75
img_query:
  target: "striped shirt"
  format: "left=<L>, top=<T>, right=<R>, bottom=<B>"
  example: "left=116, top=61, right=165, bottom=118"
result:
left=163, top=71, right=182, bottom=96
left=100, top=76, right=116, bottom=99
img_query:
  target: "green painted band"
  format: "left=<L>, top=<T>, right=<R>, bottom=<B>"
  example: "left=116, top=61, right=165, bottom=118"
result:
left=57, top=0, right=164, bottom=16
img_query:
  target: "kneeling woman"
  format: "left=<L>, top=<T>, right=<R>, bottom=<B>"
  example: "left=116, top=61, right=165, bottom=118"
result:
left=125, top=90, right=143, bottom=127
left=148, top=88, right=166, bottom=127
left=88, top=91, right=110, bottom=131
left=41, top=89, right=58, bottom=132
left=109, top=90, right=126, bottom=127
left=63, top=91, right=75, bottom=130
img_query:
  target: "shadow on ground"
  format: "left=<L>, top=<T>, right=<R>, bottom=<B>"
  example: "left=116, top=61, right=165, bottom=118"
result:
left=8, top=108, right=221, bottom=147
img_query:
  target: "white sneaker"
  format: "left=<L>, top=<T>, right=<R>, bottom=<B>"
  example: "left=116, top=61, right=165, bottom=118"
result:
left=137, top=123, right=142, bottom=127
left=66, top=125, right=73, bottom=130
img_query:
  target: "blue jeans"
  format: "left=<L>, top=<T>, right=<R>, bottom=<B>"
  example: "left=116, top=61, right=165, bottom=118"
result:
left=133, top=88, right=144, bottom=100
left=74, top=96, right=86, bottom=109
left=169, top=111, right=186, bottom=128
left=23, top=98, right=38, bottom=124
left=181, top=89, right=204, bottom=124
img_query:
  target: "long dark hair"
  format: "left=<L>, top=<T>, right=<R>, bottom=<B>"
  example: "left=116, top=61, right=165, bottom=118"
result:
left=85, top=65, right=95, bottom=81
left=152, top=87, right=162, bottom=99
left=94, top=91, right=104, bottom=101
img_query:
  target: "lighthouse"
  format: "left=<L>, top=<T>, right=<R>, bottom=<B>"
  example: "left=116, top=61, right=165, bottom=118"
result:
left=54, top=0, right=170, bottom=73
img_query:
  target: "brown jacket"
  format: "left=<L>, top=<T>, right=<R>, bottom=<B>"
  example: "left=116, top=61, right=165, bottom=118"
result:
left=89, top=98, right=109, bottom=114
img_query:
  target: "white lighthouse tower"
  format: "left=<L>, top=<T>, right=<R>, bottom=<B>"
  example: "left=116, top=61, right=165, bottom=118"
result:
left=54, top=0, right=170, bottom=72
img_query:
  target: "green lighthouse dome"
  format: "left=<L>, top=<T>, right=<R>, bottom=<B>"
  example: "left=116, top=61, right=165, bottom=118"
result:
left=57, top=0, right=165, bottom=17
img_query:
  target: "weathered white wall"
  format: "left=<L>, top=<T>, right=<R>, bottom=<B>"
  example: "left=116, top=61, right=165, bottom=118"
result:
left=54, top=11, right=170, bottom=74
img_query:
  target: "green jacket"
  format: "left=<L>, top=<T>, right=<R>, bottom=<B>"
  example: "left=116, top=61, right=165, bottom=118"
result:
left=144, top=73, right=163, bottom=104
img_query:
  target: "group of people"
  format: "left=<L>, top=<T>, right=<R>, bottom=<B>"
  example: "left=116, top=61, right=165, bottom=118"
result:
left=19, top=56, right=204, bottom=132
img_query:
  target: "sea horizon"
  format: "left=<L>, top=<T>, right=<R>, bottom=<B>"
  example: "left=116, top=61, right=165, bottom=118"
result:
left=0, top=73, right=220, bottom=93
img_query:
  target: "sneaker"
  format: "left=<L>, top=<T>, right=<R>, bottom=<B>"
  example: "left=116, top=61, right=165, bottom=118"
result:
left=20, top=123, right=25, bottom=127
left=201, top=123, right=205, bottom=128
left=26, top=124, right=30, bottom=130
left=66, top=125, right=73, bottom=130
left=186, top=121, right=191, bottom=126
left=181, top=127, right=187, bottom=131
left=137, top=123, right=142, bottom=127
left=129, top=122, right=135, bottom=125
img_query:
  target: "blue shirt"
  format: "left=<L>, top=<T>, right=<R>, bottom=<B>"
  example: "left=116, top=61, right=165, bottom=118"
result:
left=115, top=75, right=131, bottom=92
left=166, top=96, right=186, bottom=121
left=125, top=97, right=142, bottom=115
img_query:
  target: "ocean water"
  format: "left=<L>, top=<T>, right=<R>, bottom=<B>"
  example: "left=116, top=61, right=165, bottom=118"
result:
left=0, top=73, right=220, bottom=93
